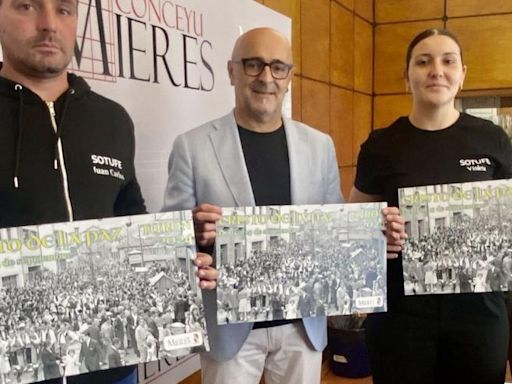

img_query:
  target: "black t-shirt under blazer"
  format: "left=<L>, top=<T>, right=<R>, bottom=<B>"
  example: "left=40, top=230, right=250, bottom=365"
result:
left=238, top=123, right=294, bottom=329
left=238, top=124, right=291, bottom=206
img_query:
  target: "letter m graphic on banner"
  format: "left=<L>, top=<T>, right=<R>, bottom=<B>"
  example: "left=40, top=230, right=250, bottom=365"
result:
left=72, top=0, right=116, bottom=81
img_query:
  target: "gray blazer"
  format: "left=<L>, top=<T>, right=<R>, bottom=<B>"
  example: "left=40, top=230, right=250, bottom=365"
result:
left=162, top=111, right=343, bottom=361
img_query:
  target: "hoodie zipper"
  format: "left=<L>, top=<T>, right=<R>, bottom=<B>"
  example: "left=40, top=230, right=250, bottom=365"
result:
left=46, top=101, right=74, bottom=221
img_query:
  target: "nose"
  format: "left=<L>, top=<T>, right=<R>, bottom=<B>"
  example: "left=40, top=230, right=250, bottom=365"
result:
left=429, top=58, right=444, bottom=78
left=37, top=7, right=58, bottom=33
left=257, top=64, right=274, bottom=82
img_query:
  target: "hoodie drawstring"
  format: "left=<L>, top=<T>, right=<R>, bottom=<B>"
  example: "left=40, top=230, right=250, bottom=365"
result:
left=46, top=88, right=75, bottom=221
left=53, top=88, right=73, bottom=168
left=13, top=84, right=24, bottom=189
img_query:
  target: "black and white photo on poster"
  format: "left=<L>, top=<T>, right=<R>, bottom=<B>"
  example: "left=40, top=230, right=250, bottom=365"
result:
left=215, top=203, right=387, bottom=325
left=399, top=179, right=512, bottom=295
left=0, top=211, right=207, bottom=384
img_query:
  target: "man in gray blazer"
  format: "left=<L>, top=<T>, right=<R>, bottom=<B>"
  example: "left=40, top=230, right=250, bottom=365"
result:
left=162, top=28, right=343, bottom=384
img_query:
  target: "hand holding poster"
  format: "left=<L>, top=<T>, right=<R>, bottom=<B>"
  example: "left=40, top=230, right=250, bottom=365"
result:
left=0, top=211, right=207, bottom=383
left=399, top=179, right=512, bottom=295
left=215, top=203, right=387, bottom=325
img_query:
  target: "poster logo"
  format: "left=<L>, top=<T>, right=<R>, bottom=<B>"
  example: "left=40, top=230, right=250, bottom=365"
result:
left=71, top=0, right=215, bottom=91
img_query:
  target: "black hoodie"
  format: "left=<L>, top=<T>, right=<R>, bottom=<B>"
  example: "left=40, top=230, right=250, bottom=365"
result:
left=0, top=70, right=146, bottom=228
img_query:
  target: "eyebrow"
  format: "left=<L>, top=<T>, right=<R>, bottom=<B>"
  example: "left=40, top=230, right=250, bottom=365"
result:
left=243, top=55, right=289, bottom=61
left=11, top=0, right=35, bottom=5
left=57, top=0, right=78, bottom=7
left=414, top=52, right=459, bottom=57
left=12, top=0, right=78, bottom=7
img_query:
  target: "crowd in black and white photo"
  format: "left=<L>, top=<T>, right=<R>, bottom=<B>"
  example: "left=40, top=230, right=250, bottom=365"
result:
left=217, top=235, right=386, bottom=324
left=0, top=254, right=206, bottom=384
left=403, top=212, right=512, bottom=295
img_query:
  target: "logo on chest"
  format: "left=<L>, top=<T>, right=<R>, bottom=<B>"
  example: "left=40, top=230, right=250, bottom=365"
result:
left=459, top=157, right=491, bottom=172
left=91, top=154, right=125, bottom=181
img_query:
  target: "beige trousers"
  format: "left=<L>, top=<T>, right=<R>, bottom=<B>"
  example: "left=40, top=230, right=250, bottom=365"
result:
left=200, top=322, right=322, bottom=384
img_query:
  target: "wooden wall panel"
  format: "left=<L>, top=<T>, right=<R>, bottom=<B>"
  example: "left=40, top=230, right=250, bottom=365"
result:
left=447, top=0, right=512, bottom=17
left=257, top=0, right=375, bottom=175
left=263, top=0, right=302, bottom=73
left=301, top=0, right=330, bottom=82
left=374, top=20, right=444, bottom=94
left=375, top=0, right=444, bottom=23
left=340, top=166, right=355, bottom=199
left=353, top=93, right=372, bottom=164
left=448, top=15, right=512, bottom=90
left=292, top=75, right=302, bottom=121
left=302, top=79, right=331, bottom=134
left=331, top=3, right=354, bottom=88
left=336, top=0, right=353, bottom=10
left=331, top=87, right=354, bottom=167
left=354, top=17, right=373, bottom=94
left=179, top=371, right=201, bottom=384
left=373, top=95, right=412, bottom=129
left=354, top=0, right=373, bottom=22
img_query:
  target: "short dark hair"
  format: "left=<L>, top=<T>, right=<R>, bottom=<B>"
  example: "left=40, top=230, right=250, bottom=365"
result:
left=405, top=29, right=464, bottom=72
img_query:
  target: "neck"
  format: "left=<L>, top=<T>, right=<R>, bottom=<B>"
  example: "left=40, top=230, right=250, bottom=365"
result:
left=0, top=64, right=69, bottom=102
left=409, top=103, right=460, bottom=131
left=234, top=109, right=282, bottom=133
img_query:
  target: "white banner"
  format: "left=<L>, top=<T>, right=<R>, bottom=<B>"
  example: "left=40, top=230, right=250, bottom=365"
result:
left=0, top=0, right=290, bottom=212
left=138, top=354, right=199, bottom=384
left=71, top=0, right=291, bottom=212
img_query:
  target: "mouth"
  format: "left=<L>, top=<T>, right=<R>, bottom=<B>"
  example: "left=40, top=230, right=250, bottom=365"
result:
left=426, top=84, right=449, bottom=89
left=33, top=42, right=61, bottom=52
left=252, top=89, right=276, bottom=96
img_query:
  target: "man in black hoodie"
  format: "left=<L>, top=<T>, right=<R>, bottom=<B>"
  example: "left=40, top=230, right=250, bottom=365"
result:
left=0, top=0, right=217, bottom=383
left=0, top=0, right=146, bottom=226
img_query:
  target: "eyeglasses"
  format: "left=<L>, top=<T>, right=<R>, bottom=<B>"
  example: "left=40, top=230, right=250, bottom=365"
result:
left=233, top=58, right=293, bottom=80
